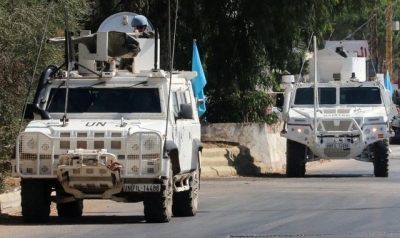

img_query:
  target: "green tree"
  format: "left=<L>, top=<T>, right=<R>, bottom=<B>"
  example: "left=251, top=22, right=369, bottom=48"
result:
left=0, top=0, right=89, bottom=183
left=391, top=0, right=400, bottom=82
left=171, top=0, right=375, bottom=122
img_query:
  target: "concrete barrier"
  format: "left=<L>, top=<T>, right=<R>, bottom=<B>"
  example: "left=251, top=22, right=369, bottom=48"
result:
left=0, top=191, right=20, bottom=214
left=202, top=123, right=286, bottom=174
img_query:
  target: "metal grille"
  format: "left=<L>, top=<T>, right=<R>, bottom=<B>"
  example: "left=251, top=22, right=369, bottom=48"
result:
left=318, top=119, right=361, bottom=132
left=18, top=133, right=54, bottom=175
left=324, top=148, right=351, bottom=157
left=17, top=131, right=161, bottom=177
left=319, top=121, right=352, bottom=131
left=125, top=132, right=162, bottom=176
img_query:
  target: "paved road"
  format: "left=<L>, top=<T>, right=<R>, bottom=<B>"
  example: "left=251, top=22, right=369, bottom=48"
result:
left=1, top=147, right=400, bottom=238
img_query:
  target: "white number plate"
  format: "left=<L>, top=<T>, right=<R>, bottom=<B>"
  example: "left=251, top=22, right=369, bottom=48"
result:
left=123, top=184, right=161, bottom=192
left=326, top=143, right=350, bottom=149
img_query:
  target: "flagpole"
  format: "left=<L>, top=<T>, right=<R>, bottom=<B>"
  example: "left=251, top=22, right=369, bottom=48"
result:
left=313, top=36, right=318, bottom=142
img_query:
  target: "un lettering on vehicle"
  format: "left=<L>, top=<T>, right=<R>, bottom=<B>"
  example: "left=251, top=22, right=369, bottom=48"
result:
left=86, top=122, right=107, bottom=127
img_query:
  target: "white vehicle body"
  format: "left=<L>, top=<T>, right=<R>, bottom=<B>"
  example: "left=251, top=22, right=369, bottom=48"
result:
left=12, top=12, right=202, bottom=223
left=279, top=40, right=395, bottom=177
left=391, top=114, right=400, bottom=142
left=390, top=90, right=400, bottom=143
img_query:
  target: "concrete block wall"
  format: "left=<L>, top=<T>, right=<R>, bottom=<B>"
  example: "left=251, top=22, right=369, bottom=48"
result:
left=201, top=123, right=287, bottom=174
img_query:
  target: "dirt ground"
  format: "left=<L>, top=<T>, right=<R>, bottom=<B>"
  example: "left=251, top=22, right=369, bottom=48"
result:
left=201, top=141, right=239, bottom=148
left=2, top=177, right=20, bottom=193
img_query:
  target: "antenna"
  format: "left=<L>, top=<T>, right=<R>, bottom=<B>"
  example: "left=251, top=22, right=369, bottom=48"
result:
left=62, top=5, right=74, bottom=126
left=162, top=0, right=173, bottom=157
left=162, top=0, right=179, bottom=158
left=154, top=28, right=158, bottom=69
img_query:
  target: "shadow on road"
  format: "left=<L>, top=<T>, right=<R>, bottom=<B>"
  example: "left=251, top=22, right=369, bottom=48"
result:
left=0, top=214, right=146, bottom=225
left=304, top=174, right=374, bottom=178
left=202, top=173, right=375, bottom=180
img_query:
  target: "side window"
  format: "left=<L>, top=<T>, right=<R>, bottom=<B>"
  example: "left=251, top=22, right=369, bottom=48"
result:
left=172, top=92, right=179, bottom=117
left=184, top=90, right=191, bottom=105
left=172, top=89, right=193, bottom=119
left=179, top=91, right=187, bottom=104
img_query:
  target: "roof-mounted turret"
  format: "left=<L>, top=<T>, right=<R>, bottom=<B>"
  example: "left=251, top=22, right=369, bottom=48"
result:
left=309, top=47, right=366, bottom=83
left=47, top=12, right=160, bottom=77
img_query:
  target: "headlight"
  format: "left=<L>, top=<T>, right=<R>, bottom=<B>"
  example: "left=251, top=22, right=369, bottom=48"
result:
left=20, top=134, right=39, bottom=154
left=141, top=134, right=161, bottom=153
left=20, top=133, right=52, bottom=155
left=144, top=139, right=155, bottom=150
left=291, top=127, right=310, bottom=135
left=27, top=138, right=37, bottom=149
left=132, top=144, right=140, bottom=151
left=41, top=143, right=50, bottom=151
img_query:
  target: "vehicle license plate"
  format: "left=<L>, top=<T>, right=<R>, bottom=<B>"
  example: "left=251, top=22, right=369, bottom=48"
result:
left=326, top=143, right=350, bottom=149
left=123, top=184, right=161, bottom=192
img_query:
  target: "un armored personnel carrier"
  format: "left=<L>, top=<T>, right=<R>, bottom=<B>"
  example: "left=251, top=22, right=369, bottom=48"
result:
left=278, top=38, right=396, bottom=177
left=12, top=12, right=202, bottom=223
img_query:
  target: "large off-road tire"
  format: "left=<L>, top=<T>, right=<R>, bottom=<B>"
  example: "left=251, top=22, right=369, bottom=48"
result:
left=21, top=179, right=52, bottom=223
left=172, top=157, right=200, bottom=217
left=389, top=136, right=398, bottom=145
left=143, top=167, right=173, bottom=223
left=57, top=200, right=83, bottom=218
left=372, top=139, right=389, bottom=177
left=286, top=139, right=306, bottom=177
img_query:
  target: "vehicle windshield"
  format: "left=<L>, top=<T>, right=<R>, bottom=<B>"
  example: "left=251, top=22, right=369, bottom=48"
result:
left=294, top=87, right=382, bottom=105
left=294, top=88, right=336, bottom=105
left=340, top=87, right=381, bottom=104
left=46, top=88, right=162, bottom=113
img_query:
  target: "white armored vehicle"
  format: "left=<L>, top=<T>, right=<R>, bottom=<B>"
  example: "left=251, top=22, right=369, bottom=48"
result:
left=12, top=12, right=202, bottom=223
left=278, top=38, right=395, bottom=177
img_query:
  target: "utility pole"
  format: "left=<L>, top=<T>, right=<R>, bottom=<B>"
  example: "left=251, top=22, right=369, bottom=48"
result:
left=369, top=3, right=379, bottom=77
left=385, top=0, right=393, bottom=78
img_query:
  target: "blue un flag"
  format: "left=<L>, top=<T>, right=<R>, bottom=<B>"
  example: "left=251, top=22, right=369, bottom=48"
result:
left=384, top=70, right=393, bottom=96
left=192, top=41, right=207, bottom=117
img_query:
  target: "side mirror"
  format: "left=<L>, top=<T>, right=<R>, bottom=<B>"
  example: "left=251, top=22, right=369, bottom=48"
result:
left=393, top=90, right=400, bottom=106
left=276, top=93, right=284, bottom=109
left=23, top=104, right=51, bottom=120
left=179, top=104, right=193, bottom=119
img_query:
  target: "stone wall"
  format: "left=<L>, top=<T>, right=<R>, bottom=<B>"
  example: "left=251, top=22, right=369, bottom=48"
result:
left=201, top=123, right=287, bottom=173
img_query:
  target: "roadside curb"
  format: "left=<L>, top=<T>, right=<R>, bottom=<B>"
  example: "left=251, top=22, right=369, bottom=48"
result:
left=0, top=191, right=20, bottom=214
left=200, top=148, right=331, bottom=178
left=201, top=147, right=272, bottom=177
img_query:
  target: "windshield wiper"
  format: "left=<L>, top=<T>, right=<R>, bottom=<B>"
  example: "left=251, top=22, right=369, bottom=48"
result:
left=77, top=81, right=106, bottom=88
left=131, top=81, right=147, bottom=87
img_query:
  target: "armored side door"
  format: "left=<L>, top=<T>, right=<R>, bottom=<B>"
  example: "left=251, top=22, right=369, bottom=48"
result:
left=172, top=87, right=198, bottom=173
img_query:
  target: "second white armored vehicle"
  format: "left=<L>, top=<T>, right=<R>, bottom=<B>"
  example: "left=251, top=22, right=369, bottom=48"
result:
left=278, top=39, right=395, bottom=177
